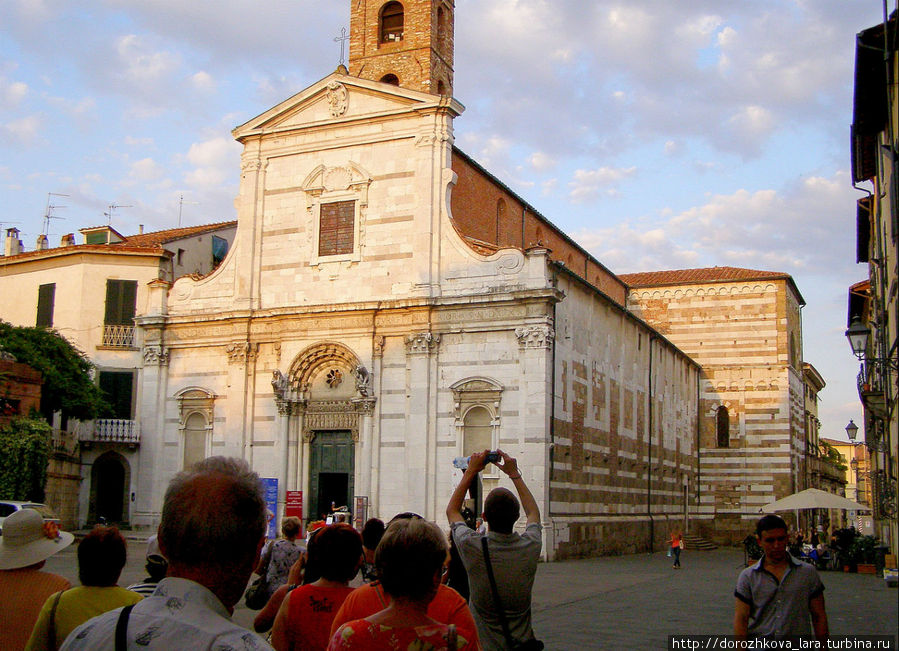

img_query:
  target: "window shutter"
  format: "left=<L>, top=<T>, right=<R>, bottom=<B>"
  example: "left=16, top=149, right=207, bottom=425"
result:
left=36, top=283, right=55, bottom=327
left=104, top=280, right=138, bottom=325
left=99, top=371, right=134, bottom=419
left=319, top=201, right=355, bottom=256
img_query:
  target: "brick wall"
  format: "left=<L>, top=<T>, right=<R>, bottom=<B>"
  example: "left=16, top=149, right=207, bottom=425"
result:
left=349, top=0, right=454, bottom=95
left=450, top=150, right=628, bottom=305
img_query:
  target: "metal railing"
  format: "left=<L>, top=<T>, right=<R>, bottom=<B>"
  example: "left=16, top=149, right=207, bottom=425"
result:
left=80, top=419, right=140, bottom=444
left=102, top=325, right=135, bottom=348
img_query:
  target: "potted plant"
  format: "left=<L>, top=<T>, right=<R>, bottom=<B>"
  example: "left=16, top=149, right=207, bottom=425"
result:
left=853, top=535, right=878, bottom=574
left=833, top=527, right=859, bottom=572
left=743, top=535, right=763, bottom=566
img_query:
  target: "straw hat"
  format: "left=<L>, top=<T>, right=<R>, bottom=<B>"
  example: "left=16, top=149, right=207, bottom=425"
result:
left=0, top=508, right=74, bottom=570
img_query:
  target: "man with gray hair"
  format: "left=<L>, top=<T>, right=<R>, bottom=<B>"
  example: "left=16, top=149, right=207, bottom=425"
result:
left=62, top=457, right=274, bottom=650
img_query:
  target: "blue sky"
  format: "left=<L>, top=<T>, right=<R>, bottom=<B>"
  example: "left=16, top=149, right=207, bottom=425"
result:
left=0, top=0, right=886, bottom=443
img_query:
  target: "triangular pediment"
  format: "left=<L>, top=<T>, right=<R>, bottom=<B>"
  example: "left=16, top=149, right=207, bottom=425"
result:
left=233, top=72, right=463, bottom=140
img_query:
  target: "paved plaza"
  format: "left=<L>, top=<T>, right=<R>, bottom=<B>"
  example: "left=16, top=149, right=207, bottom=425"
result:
left=43, top=541, right=897, bottom=649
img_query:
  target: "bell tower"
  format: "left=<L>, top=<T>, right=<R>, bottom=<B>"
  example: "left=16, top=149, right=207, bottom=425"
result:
left=349, top=0, right=454, bottom=96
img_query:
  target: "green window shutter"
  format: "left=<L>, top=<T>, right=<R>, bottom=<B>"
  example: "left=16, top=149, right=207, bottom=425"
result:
left=36, top=283, right=55, bottom=327
left=104, top=280, right=138, bottom=325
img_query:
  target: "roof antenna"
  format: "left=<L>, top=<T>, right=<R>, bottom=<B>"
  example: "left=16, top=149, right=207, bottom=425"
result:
left=104, top=202, right=133, bottom=225
left=177, top=193, right=199, bottom=227
left=43, top=192, right=69, bottom=235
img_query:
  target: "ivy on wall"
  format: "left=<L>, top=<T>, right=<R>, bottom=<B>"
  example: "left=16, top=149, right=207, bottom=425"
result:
left=0, top=417, right=51, bottom=501
left=0, top=321, right=107, bottom=421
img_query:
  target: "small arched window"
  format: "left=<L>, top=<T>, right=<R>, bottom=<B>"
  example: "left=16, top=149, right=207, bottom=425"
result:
left=183, top=412, right=208, bottom=468
left=380, top=2, right=404, bottom=43
left=463, top=406, right=493, bottom=457
left=380, top=73, right=400, bottom=86
left=716, top=406, right=730, bottom=448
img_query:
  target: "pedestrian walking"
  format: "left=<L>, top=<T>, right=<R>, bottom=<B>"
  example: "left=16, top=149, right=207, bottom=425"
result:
left=734, top=514, right=828, bottom=643
left=670, top=531, right=683, bottom=569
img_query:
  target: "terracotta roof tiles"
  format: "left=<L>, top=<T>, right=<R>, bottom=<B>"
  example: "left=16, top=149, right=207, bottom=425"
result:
left=618, top=266, right=791, bottom=287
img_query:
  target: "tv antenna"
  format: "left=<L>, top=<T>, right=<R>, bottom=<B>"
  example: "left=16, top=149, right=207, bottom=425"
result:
left=43, top=192, right=69, bottom=235
left=104, top=202, right=133, bottom=225
left=177, top=193, right=199, bottom=228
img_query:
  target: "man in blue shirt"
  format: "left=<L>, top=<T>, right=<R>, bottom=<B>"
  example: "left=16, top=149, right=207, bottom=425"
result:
left=734, top=514, right=828, bottom=642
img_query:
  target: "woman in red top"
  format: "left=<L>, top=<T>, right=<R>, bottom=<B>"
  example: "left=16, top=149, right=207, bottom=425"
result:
left=328, top=518, right=474, bottom=650
left=670, top=531, right=683, bottom=569
left=271, top=524, right=363, bottom=651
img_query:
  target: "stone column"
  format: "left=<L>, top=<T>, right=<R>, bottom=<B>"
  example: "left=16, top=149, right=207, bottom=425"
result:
left=516, top=321, right=554, bottom=557
left=135, top=337, right=169, bottom=529
left=369, top=336, right=385, bottom=516
left=404, top=332, right=440, bottom=519
left=226, top=341, right=259, bottom=462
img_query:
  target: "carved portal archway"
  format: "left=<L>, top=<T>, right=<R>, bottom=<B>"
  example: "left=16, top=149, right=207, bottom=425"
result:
left=274, top=342, right=376, bottom=442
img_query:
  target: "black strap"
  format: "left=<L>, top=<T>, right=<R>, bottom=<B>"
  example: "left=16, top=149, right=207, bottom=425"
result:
left=48, top=588, right=65, bottom=649
left=481, top=536, right=516, bottom=649
left=115, top=603, right=136, bottom=651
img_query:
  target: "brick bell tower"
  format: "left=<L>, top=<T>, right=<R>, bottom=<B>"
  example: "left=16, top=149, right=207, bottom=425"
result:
left=348, top=0, right=454, bottom=96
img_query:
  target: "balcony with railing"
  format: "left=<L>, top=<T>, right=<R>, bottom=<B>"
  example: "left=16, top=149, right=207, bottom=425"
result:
left=78, top=419, right=140, bottom=446
left=101, top=324, right=136, bottom=348
left=856, top=360, right=888, bottom=419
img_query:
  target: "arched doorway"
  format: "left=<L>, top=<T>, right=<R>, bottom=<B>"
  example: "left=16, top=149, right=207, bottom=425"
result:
left=90, top=451, right=130, bottom=525
left=309, top=430, right=355, bottom=520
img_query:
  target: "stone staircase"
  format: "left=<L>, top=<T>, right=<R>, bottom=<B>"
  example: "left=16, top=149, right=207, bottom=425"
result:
left=682, top=533, right=718, bottom=551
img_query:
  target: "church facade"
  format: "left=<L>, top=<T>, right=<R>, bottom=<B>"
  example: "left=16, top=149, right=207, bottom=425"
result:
left=133, top=0, right=704, bottom=559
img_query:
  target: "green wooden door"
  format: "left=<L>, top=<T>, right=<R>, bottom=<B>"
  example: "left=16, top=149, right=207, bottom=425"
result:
left=309, top=431, right=354, bottom=520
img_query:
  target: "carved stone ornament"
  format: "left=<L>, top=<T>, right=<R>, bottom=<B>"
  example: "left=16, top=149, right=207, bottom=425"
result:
left=143, top=345, right=169, bottom=366
left=272, top=370, right=289, bottom=398
left=405, top=332, right=440, bottom=355
left=373, top=335, right=385, bottom=358
left=276, top=398, right=292, bottom=416
left=226, top=342, right=260, bottom=364
left=323, top=166, right=352, bottom=192
left=515, top=324, right=555, bottom=349
left=496, top=252, right=524, bottom=275
left=301, top=400, right=368, bottom=442
left=326, top=81, right=349, bottom=118
left=353, top=365, right=372, bottom=397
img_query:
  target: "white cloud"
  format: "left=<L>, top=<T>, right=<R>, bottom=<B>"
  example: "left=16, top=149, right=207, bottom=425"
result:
left=183, top=137, right=241, bottom=189
left=1, top=78, right=28, bottom=107
left=528, top=151, right=556, bottom=172
left=191, top=71, right=215, bottom=92
left=129, top=157, right=164, bottom=182
left=568, top=166, right=637, bottom=203
left=116, top=34, right=181, bottom=87
left=1, top=114, right=42, bottom=145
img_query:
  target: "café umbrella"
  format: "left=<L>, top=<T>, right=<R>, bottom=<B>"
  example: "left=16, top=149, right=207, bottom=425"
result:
left=761, top=488, right=871, bottom=513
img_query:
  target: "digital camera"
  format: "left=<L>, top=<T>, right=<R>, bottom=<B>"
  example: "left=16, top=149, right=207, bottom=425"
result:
left=485, top=451, right=501, bottom=463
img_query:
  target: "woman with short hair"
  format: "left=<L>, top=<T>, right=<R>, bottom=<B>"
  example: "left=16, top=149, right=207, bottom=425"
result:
left=328, top=518, right=473, bottom=650
left=259, top=517, right=304, bottom=600
left=25, top=526, right=142, bottom=650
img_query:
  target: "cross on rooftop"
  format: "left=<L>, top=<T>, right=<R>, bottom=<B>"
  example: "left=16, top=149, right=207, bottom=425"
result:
left=334, top=27, right=349, bottom=66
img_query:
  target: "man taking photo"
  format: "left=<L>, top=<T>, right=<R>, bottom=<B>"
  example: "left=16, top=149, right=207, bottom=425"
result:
left=446, top=449, right=543, bottom=651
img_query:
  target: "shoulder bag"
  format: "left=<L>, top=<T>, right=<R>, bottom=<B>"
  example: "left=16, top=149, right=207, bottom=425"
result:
left=480, top=537, right=544, bottom=651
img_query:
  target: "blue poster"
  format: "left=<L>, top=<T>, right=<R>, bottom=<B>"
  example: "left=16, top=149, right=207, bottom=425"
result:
left=262, top=477, right=279, bottom=539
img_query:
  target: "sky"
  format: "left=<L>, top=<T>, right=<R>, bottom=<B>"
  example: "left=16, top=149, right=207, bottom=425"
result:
left=0, top=0, right=887, bottom=444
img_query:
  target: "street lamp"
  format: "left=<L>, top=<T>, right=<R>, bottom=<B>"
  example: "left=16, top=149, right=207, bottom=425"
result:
left=845, top=317, right=870, bottom=360
left=845, top=420, right=859, bottom=441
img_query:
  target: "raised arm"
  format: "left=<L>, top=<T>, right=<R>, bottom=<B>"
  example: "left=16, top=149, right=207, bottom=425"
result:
left=496, top=449, right=540, bottom=524
left=447, top=451, right=488, bottom=523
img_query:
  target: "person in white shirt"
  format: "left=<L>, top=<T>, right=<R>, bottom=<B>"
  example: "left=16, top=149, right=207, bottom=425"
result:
left=61, top=457, right=274, bottom=650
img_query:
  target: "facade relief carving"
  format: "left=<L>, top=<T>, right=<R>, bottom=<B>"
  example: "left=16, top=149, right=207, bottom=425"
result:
left=373, top=335, right=385, bottom=358
left=143, top=345, right=169, bottom=366
left=226, top=342, right=260, bottom=364
left=516, top=324, right=555, bottom=349
left=326, top=81, right=349, bottom=117
left=405, top=332, right=440, bottom=355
